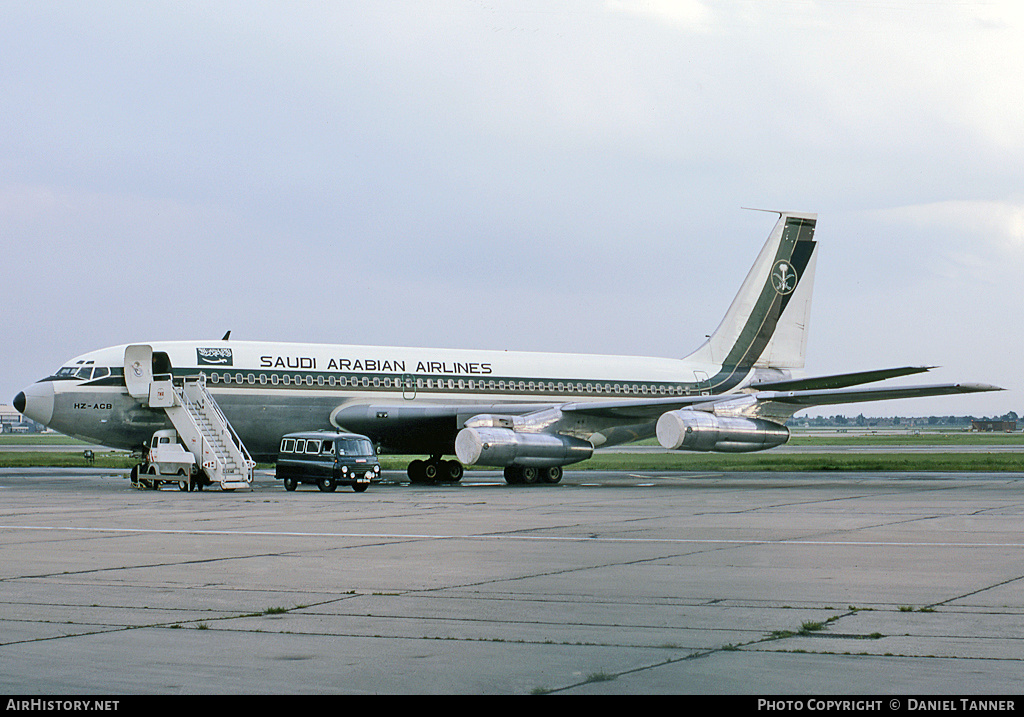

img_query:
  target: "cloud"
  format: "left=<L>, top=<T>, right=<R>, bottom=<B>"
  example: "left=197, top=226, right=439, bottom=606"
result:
left=605, top=0, right=713, bottom=30
left=872, top=200, right=1024, bottom=283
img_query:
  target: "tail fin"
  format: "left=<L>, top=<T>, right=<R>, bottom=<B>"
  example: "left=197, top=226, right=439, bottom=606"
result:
left=685, top=212, right=818, bottom=370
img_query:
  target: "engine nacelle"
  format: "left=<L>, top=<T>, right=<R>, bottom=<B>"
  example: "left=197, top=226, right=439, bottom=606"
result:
left=656, top=410, right=789, bottom=453
left=455, top=427, right=594, bottom=468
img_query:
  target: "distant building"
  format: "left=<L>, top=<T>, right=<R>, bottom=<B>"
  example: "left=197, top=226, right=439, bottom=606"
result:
left=971, top=420, right=1017, bottom=432
left=0, top=404, right=44, bottom=433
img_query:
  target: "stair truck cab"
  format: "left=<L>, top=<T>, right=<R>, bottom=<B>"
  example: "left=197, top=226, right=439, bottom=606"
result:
left=130, top=429, right=199, bottom=491
left=276, top=431, right=378, bottom=493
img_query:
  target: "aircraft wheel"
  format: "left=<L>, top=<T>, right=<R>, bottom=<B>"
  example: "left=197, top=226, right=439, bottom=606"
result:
left=441, top=460, right=463, bottom=482
left=520, top=466, right=539, bottom=484
left=408, top=460, right=426, bottom=484
left=503, top=466, right=521, bottom=485
left=423, top=461, right=438, bottom=482
left=541, top=466, right=563, bottom=484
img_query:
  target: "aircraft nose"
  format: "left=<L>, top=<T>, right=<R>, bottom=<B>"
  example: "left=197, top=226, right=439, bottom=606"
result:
left=16, top=382, right=55, bottom=426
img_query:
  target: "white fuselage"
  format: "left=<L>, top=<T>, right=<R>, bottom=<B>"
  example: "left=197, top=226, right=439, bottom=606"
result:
left=19, top=339, right=757, bottom=459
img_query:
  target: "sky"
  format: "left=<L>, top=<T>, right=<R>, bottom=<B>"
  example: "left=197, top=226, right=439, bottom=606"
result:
left=2, top=0, right=1022, bottom=419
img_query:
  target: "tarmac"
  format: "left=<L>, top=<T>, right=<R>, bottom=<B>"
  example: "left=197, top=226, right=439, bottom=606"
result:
left=1, top=467, right=1022, bottom=695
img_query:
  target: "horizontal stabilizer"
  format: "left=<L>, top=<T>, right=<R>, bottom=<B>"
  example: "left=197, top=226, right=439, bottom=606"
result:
left=750, top=366, right=935, bottom=392
left=743, top=382, right=1004, bottom=423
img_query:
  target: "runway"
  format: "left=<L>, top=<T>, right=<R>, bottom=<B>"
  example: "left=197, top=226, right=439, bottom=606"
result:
left=1, top=468, right=1022, bottom=695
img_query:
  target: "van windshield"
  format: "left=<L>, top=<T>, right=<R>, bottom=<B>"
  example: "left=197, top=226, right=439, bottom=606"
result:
left=337, top=438, right=374, bottom=456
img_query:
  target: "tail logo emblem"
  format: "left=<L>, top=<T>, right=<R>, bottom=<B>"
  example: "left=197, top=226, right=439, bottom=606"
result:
left=771, top=261, right=798, bottom=295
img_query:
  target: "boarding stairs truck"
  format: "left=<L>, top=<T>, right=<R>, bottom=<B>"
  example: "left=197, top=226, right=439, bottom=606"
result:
left=125, top=345, right=255, bottom=491
left=131, top=428, right=197, bottom=491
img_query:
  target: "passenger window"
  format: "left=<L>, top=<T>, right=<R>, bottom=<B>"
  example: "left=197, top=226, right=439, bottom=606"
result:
left=321, top=441, right=333, bottom=455
left=306, top=440, right=321, bottom=454
left=281, top=439, right=295, bottom=453
left=294, top=439, right=305, bottom=453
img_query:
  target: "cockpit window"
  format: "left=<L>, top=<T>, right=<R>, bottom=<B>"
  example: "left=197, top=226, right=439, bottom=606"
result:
left=52, top=365, right=111, bottom=381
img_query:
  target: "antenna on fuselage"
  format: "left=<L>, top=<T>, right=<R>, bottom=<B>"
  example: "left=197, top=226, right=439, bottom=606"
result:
left=221, top=331, right=231, bottom=341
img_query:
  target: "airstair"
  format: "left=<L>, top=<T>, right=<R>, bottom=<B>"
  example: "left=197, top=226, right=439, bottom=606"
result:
left=148, top=375, right=254, bottom=490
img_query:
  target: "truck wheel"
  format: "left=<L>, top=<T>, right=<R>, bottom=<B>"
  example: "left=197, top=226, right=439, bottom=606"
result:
left=353, top=482, right=368, bottom=493
left=318, top=476, right=337, bottom=492
left=284, top=476, right=298, bottom=491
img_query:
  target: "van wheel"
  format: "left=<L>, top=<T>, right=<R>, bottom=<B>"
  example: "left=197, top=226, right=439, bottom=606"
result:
left=353, top=483, right=368, bottom=493
left=284, top=476, right=298, bottom=492
left=318, top=476, right=337, bottom=492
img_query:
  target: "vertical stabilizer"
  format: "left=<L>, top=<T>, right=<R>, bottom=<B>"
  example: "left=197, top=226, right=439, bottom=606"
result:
left=685, top=212, right=817, bottom=370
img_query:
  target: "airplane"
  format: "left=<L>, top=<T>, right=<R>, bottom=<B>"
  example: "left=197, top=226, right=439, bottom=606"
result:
left=14, top=211, right=1001, bottom=488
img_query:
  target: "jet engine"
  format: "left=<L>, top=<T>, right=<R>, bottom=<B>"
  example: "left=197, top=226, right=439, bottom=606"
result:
left=656, top=410, right=789, bottom=452
left=455, top=426, right=594, bottom=468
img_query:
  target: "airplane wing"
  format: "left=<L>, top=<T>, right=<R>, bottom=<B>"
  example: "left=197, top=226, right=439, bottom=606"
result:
left=560, top=381, right=1001, bottom=422
left=334, top=369, right=1001, bottom=446
left=558, top=380, right=1001, bottom=456
left=560, top=366, right=999, bottom=420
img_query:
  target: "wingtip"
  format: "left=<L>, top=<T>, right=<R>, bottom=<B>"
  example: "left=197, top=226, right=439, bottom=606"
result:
left=959, top=383, right=1004, bottom=392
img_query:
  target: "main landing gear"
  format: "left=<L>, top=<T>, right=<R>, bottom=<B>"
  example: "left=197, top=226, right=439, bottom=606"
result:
left=503, top=466, right=563, bottom=485
left=407, top=456, right=464, bottom=484
left=405, top=459, right=564, bottom=485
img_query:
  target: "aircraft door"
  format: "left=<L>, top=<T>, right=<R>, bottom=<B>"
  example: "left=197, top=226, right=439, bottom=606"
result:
left=125, top=345, right=155, bottom=399
left=694, top=370, right=711, bottom=396
left=402, top=374, right=417, bottom=400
